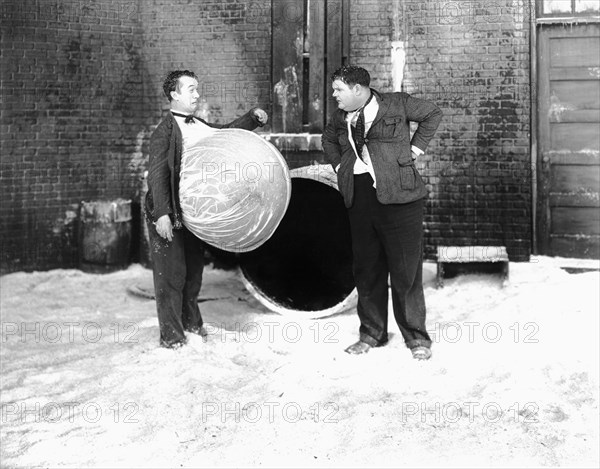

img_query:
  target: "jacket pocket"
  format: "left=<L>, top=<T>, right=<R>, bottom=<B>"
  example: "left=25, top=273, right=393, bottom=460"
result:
left=381, top=116, right=404, bottom=139
left=398, top=158, right=416, bottom=190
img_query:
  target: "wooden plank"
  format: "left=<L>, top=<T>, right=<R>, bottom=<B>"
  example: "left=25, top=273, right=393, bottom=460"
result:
left=550, top=67, right=600, bottom=80
left=307, top=0, right=325, bottom=133
left=544, top=150, right=600, bottom=165
left=550, top=36, right=600, bottom=67
left=272, top=0, right=305, bottom=133
left=436, top=246, right=509, bottom=288
left=436, top=246, right=508, bottom=263
left=550, top=123, right=600, bottom=150
left=540, top=22, right=600, bottom=38
left=551, top=164, right=600, bottom=193
left=550, top=80, right=600, bottom=110
left=551, top=207, right=600, bottom=235
left=326, top=0, right=343, bottom=124
left=550, top=235, right=600, bottom=258
left=536, top=25, right=553, bottom=254
left=548, top=109, right=600, bottom=123
left=342, top=0, right=350, bottom=61
left=548, top=79, right=600, bottom=124
left=550, top=193, right=600, bottom=207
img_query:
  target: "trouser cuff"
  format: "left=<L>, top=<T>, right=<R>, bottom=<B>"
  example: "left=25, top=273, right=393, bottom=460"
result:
left=359, top=332, right=387, bottom=347
left=406, top=339, right=432, bottom=349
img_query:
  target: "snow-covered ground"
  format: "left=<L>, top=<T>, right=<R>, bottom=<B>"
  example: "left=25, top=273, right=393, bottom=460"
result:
left=1, top=257, right=599, bottom=468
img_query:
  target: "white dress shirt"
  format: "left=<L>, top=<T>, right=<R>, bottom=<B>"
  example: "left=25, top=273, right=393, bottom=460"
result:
left=339, top=97, right=425, bottom=188
left=346, top=95, right=379, bottom=186
left=173, top=114, right=217, bottom=165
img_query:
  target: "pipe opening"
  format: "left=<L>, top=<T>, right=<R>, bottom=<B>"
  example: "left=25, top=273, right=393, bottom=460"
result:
left=239, top=176, right=355, bottom=314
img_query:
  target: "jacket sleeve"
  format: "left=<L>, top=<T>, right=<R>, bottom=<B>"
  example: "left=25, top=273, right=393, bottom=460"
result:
left=402, top=93, right=443, bottom=153
left=147, top=122, right=172, bottom=221
left=321, top=118, right=343, bottom=172
left=206, top=108, right=263, bottom=131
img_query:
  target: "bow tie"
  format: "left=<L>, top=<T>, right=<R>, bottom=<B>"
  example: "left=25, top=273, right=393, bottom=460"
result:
left=171, top=111, right=196, bottom=124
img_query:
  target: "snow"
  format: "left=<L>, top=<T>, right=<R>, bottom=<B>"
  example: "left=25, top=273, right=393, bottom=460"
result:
left=1, top=257, right=599, bottom=468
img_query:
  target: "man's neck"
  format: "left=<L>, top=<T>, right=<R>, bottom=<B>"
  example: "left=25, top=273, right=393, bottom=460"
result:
left=358, top=94, right=371, bottom=108
left=350, top=91, right=372, bottom=113
left=171, top=106, right=192, bottom=115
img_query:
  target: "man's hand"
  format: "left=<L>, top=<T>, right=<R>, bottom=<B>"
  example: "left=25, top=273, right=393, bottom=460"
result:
left=411, top=145, right=423, bottom=161
left=253, top=108, right=268, bottom=126
left=155, top=215, right=173, bottom=242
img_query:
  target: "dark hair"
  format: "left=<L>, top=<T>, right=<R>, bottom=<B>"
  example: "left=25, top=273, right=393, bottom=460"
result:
left=163, top=70, right=198, bottom=101
left=331, top=65, right=370, bottom=87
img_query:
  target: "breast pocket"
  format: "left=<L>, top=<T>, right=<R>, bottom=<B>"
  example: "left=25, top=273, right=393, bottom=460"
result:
left=381, top=116, right=404, bottom=139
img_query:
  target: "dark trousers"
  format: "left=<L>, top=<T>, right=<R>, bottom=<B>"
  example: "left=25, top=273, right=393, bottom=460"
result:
left=146, top=219, right=206, bottom=347
left=347, top=173, right=431, bottom=349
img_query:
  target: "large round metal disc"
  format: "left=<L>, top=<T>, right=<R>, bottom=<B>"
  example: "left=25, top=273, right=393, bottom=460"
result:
left=179, top=129, right=291, bottom=252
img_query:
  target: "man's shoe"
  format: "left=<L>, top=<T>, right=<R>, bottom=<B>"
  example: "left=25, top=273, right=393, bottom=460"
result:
left=344, top=340, right=372, bottom=354
left=160, top=338, right=187, bottom=349
left=411, top=346, right=432, bottom=361
left=186, top=325, right=208, bottom=338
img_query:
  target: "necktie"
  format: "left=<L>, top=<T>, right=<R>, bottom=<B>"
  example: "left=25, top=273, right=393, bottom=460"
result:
left=351, top=92, right=373, bottom=161
left=171, top=111, right=196, bottom=124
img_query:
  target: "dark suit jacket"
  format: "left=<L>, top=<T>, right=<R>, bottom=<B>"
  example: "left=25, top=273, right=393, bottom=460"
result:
left=322, top=90, right=442, bottom=208
left=145, top=109, right=262, bottom=228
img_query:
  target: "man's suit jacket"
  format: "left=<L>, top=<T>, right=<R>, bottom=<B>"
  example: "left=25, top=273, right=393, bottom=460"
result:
left=145, top=109, right=261, bottom=229
left=322, top=90, right=442, bottom=208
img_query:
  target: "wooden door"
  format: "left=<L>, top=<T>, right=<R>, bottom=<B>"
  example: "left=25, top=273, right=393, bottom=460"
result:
left=271, top=0, right=348, bottom=133
left=537, top=23, right=600, bottom=258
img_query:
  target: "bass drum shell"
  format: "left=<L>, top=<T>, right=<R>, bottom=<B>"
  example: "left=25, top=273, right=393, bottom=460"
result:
left=179, top=128, right=291, bottom=253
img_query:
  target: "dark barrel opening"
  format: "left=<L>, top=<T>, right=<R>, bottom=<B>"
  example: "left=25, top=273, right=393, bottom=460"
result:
left=239, top=177, right=355, bottom=313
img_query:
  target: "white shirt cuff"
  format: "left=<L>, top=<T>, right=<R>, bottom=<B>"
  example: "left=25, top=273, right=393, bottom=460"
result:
left=411, top=145, right=424, bottom=156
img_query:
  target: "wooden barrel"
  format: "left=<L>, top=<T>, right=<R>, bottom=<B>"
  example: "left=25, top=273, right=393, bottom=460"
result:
left=238, top=164, right=358, bottom=319
left=79, top=199, right=132, bottom=272
left=179, top=128, right=291, bottom=252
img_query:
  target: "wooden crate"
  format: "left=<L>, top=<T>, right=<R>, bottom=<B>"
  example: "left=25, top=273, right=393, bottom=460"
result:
left=436, top=246, right=509, bottom=288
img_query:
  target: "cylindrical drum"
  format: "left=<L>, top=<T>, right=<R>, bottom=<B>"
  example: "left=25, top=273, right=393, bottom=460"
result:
left=79, top=199, right=132, bottom=272
left=179, top=129, right=291, bottom=252
left=238, top=164, right=358, bottom=319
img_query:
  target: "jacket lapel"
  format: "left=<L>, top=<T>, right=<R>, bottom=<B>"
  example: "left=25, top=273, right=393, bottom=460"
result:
left=335, top=89, right=390, bottom=134
left=369, top=90, right=391, bottom=132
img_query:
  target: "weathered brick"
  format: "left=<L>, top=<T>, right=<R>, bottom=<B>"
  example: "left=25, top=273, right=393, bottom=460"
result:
left=378, top=0, right=532, bottom=261
left=1, top=0, right=533, bottom=272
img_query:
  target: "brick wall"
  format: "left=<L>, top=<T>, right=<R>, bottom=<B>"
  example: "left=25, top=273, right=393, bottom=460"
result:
left=1, top=0, right=145, bottom=272
left=348, top=0, right=532, bottom=261
left=139, top=0, right=272, bottom=125
left=1, top=0, right=533, bottom=273
left=0, top=0, right=274, bottom=273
